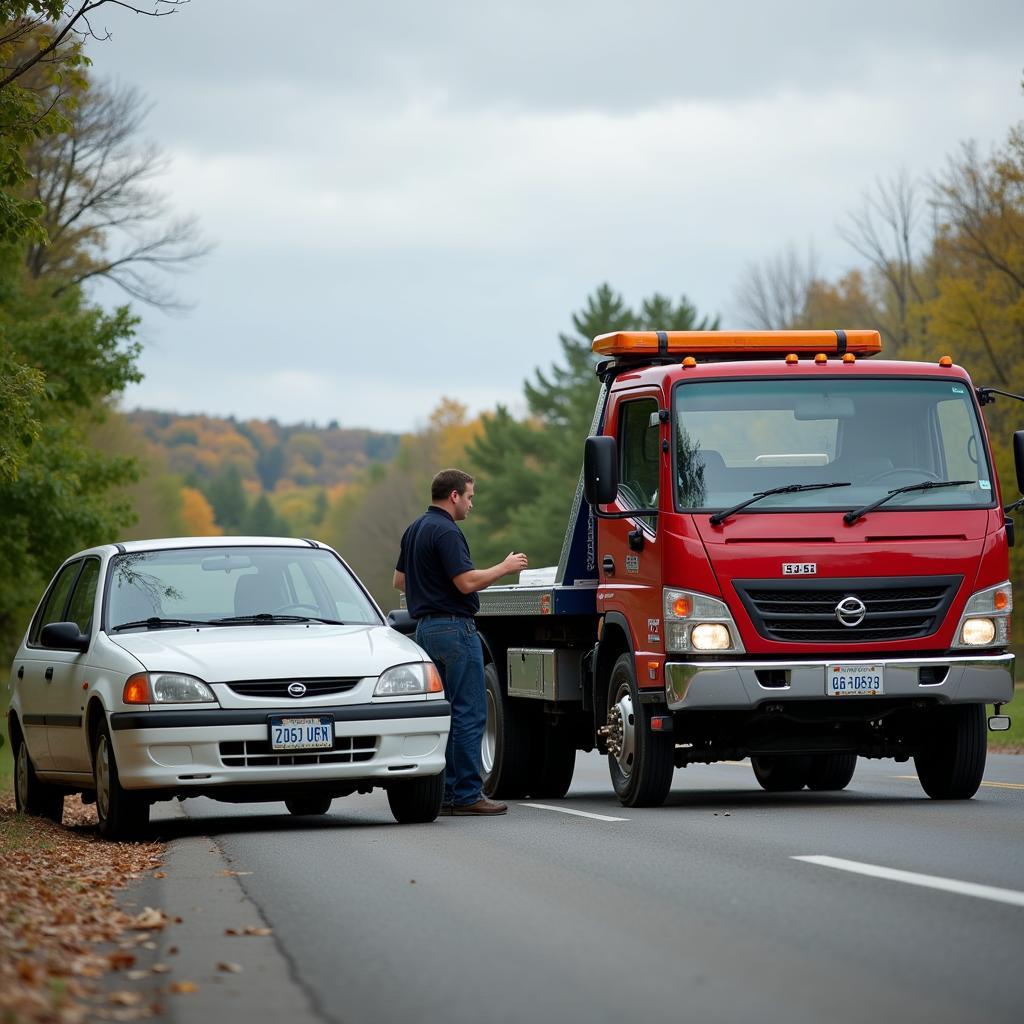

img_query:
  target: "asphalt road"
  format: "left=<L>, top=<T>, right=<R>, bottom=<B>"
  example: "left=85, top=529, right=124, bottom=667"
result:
left=133, top=752, right=1024, bottom=1024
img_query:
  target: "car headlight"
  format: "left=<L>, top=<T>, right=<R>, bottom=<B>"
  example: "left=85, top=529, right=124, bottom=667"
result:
left=123, top=672, right=216, bottom=704
left=373, top=662, right=444, bottom=697
left=663, top=588, right=745, bottom=654
left=952, top=582, right=1012, bottom=648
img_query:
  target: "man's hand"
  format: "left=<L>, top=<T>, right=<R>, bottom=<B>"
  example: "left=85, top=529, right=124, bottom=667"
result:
left=453, top=551, right=530, bottom=595
left=502, top=552, right=528, bottom=575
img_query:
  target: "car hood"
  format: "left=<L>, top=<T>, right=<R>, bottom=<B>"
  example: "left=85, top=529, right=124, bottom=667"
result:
left=107, top=623, right=426, bottom=681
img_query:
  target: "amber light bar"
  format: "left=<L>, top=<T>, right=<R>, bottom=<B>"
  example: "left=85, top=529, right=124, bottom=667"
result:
left=592, top=329, right=882, bottom=358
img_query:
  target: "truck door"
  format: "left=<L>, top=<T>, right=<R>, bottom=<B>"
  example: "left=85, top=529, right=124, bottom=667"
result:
left=600, top=391, right=665, bottom=687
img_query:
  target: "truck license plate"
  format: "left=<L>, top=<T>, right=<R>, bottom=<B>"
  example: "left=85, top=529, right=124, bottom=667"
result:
left=269, top=716, right=334, bottom=751
left=826, top=664, right=883, bottom=696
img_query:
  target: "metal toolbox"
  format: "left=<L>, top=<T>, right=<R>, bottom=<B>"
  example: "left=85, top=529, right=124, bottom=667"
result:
left=506, top=648, right=582, bottom=701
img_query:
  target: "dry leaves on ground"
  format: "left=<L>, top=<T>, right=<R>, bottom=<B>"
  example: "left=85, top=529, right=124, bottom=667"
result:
left=0, top=792, right=166, bottom=1023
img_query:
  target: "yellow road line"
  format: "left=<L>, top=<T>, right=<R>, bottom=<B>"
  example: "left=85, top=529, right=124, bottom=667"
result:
left=894, top=775, right=1024, bottom=790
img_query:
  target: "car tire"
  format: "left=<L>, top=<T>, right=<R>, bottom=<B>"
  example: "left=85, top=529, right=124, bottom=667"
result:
left=481, top=661, right=532, bottom=799
left=751, top=755, right=811, bottom=792
left=13, top=729, right=64, bottom=823
left=284, top=794, right=334, bottom=816
left=806, top=753, right=857, bottom=792
left=606, top=653, right=674, bottom=807
left=525, top=724, right=576, bottom=799
left=387, top=772, right=444, bottom=824
left=93, top=720, right=149, bottom=839
left=914, top=703, right=987, bottom=800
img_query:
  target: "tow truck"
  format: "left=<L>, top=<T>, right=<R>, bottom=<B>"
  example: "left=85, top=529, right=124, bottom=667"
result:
left=471, top=330, right=1020, bottom=805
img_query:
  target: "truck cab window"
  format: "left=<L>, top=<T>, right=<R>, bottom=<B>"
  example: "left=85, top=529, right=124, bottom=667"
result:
left=618, top=397, right=660, bottom=525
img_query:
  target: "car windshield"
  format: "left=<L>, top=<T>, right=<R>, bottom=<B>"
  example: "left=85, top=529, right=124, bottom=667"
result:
left=673, top=377, right=994, bottom=513
left=105, top=546, right=382, bottom=631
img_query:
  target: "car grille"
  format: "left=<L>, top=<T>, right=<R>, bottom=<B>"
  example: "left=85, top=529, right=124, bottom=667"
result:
left=224, top=678, right=361, bottom=699
left=733, top=576, right=961, bottom=644
left=219, top=736, right=378, bottom=767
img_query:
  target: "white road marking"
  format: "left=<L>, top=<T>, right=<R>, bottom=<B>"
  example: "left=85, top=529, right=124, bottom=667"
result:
left=793, top=855, right=1024, bottom=908
left=519, top=803, right=629, bottom=822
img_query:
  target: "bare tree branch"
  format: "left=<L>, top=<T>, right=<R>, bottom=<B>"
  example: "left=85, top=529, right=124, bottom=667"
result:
left=733, top=243, right=818, bottom=329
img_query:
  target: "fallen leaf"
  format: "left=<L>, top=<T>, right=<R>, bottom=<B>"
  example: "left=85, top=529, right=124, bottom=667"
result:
left=151, top=964, right=170, bottom=974
left=224, top=928, right=238, bottom=936
left=152, top=872, right=166, bottom=879
left=219, top=870, right=253, bottom=877
left=217, top=962, right=243, bottom=973
left=243, top=926, right=272, bottom=936
left=128, top=908, right=166, bottom=930
left=108, top=990, right=143, bottom=1006
left=167, top=946, right=179, bottom=955
left=169, top=980, right=198, bottom=994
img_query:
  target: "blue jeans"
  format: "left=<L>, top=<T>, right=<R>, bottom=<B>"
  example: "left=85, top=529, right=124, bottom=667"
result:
left=415, top=616, right=486, bottom=806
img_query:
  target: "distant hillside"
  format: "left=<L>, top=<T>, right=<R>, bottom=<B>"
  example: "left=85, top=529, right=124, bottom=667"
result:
left=125, top=410, right=401, bottom=490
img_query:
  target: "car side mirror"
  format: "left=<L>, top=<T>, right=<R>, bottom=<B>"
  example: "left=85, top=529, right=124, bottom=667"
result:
left=1014, top=430, right=1024, bottom=495
left=387, top=609, right=417, bottom=636
left=40, top=621, right=89, bottom=652
left=584, top=435, right=619, bottom=506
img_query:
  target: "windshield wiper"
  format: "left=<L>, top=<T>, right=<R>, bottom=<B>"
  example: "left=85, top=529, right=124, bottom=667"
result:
left=843, top=479, right=975, bottom=525
left=709, top=482, right=852, bottom=526
left=110, top=617, right=210, bottom=632
left=209, top=613, right=346, bottom=625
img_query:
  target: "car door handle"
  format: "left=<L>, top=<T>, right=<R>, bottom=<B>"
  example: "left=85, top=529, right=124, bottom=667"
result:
left=44, top=666, right=53, bottom=681
left=602, top=555, right=615, bottom=575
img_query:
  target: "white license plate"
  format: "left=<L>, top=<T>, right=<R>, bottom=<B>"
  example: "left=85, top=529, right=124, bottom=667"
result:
left=826, top=664, right=884, bottom=696
left=269, top=716, right=334, bottom=751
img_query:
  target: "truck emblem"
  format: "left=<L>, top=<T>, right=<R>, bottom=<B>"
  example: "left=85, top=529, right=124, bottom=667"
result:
left=835, top=597, right=867, bottom=628
left=287, top=682, right=307, bottom=697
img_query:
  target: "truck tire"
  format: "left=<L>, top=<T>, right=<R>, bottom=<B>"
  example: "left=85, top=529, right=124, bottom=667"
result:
left=387, top=772, right=444, bottom=823
left=482, top=662, right=533, bottom=799
left=605, top=654, right=674, bottom=807
left=285, top=794, right=333, bottom=816
left=914, top=703, right=986, bottom=800
left=93, top=720, right=149, bottom=839
left=806, top=753, right=857, bottom=792
left=526, top=724, right=576, bottom=800
left=13, top=729, right=64, bottom=823
left=751, top=755, right=811, bottom=792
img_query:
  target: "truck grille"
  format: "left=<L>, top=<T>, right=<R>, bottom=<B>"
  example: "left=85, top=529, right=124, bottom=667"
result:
left=224, top=678, right=361, bottom=699
left=733, top=576, right=961, bottom=644
left=219, top=736, right=378, bottom=767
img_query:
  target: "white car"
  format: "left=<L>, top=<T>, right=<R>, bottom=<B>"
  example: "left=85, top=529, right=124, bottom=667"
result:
left=7, top=537, right=450, bottom=837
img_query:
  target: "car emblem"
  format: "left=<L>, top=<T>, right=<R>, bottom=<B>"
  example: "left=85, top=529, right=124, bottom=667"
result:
left=287, top=682, right=307, bottom=698
left=835, top=596, right=867, bottom=628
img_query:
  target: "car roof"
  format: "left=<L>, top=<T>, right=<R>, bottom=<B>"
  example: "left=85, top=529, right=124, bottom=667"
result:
left=70, top=536, right=326, bottom=559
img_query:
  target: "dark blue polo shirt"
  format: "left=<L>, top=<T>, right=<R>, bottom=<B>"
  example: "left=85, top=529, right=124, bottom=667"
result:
left=396, top=506, right=479, bottom=618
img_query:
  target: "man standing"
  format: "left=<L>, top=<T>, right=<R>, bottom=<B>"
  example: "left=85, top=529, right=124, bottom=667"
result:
left=394, top=469, right=528, bottom=816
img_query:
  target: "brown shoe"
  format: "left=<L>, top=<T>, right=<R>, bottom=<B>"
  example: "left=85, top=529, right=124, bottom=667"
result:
left=451, top=797, right=507, bottom=816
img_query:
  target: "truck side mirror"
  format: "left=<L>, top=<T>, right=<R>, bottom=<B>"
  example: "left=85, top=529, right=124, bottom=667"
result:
left=1014, top=431, right=1024, bottom=495
left=584, top=435, right=619, bottom=506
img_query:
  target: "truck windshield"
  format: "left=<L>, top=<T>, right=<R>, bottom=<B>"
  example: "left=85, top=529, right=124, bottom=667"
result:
left=673, top=378, right=994, bottom=514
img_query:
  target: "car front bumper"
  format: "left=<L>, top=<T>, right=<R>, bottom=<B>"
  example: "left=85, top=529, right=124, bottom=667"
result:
left=108, top=700, right=450, bottom=790
left=664, top=654, right=1014, bottom=711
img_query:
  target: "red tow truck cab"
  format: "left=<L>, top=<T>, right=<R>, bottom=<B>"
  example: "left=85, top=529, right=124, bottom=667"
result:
left=476, top=330, right=1020, bottom=806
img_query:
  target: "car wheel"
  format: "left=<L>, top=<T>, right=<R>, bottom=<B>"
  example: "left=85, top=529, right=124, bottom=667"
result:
left=914, top=703, right=986, bottom=800
left=751, top=755, right=811, bottom=792
left=13, top=729, right=64, bottom=823
left=387, top=772, right=444, bottom=824
left=806, top=753, right=857, bottom=792
left=93, top=720, right=149, bottom=839
left=284, top=794, right=333, bottom=816
left=481, top=661, right=532, bottom=799
left=605, top=653, right=674, bottom=807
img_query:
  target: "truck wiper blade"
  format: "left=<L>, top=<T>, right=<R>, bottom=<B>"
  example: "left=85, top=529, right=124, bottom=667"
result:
left=843, top=479, right=974, bottom=526
left=110, top=617, right=210, bottom=632
left=209, top=613, right=345, bottom=625
left=709, top=482, right=852, bottom=526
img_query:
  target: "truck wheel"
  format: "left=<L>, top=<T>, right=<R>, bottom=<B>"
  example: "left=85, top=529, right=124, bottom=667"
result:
left=93, top=721, right=149, bottom=839
left=751, top=755, right=811, bottom=792
left=482, top=662, right=532, bottom=799
left=284, top=794, right=333, bottom=816
left=806, top=753, right=857, bottom=791
left=387, top=772, right=444, bottom=823
left=526, top=724, right=576, bottom=799
left=605, top=654, right=674, bottom=807
left=13, top=729, right=64, bottom=823
left=914, top=703, right=986, bottom=800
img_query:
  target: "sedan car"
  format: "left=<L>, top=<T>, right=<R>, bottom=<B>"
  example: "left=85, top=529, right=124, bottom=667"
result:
left=7, top=537, right=450, bottom=837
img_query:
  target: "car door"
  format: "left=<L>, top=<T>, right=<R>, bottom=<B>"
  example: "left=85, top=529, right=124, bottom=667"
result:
left=15, top=560, right=82, bottom=772
left=46, top=557, right=101, bottom=772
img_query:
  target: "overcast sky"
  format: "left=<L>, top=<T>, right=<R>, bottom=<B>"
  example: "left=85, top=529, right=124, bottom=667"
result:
left=85, top=0, right=1024, bottom=432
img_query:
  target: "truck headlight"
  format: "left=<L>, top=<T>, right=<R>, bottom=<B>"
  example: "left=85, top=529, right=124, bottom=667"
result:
left=123, top=672, right=216, bottom=704
left=952, top=582, right=1012, bottom=648
left=663, top=588, right=745, bottom=654
left=373, top=662, right=444, bottom=697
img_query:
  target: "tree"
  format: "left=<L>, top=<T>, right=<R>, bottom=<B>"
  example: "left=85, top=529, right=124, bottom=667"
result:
left=734, top=243, right=820, bottom=329
left=204, top=465, right=247, bottom=532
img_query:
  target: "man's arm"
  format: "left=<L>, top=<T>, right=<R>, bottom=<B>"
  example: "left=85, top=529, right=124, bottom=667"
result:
left=452, top=552, right=528, bottom=595
left=393, top=570, right=406, bottom=592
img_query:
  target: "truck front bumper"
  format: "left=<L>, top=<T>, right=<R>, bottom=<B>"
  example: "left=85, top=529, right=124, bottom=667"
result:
left=665, top=653, right=1014, bottom=711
